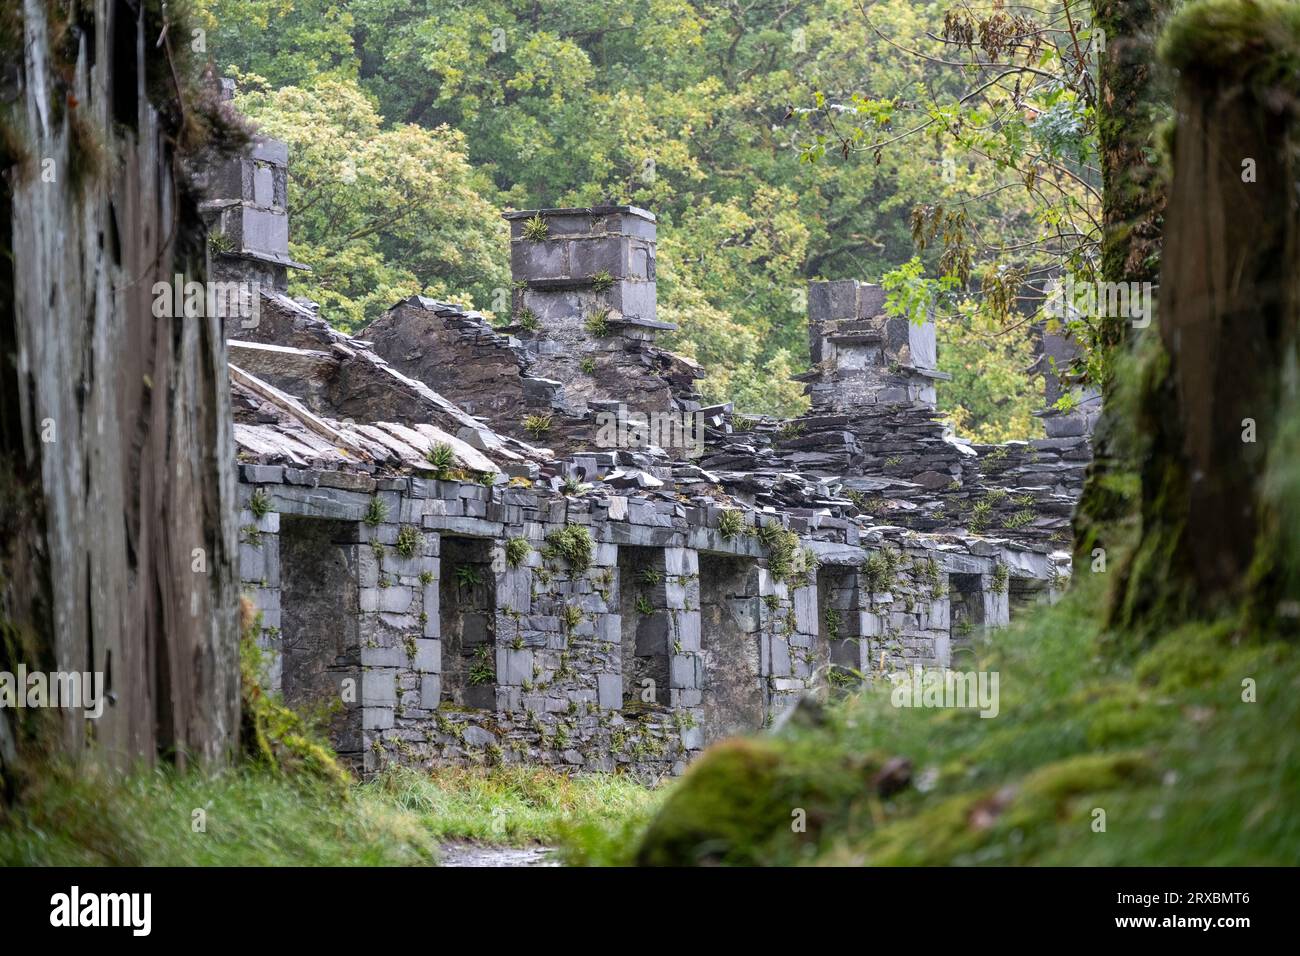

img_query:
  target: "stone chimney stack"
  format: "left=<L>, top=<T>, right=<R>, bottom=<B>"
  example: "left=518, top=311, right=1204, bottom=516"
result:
left=504, top=205, right=664, bottom=332
left=199, top=78, right=306, bottom=296
left=805, top=279, right=947, bottom=411
left=1036, top=328, right=1102, bottom=438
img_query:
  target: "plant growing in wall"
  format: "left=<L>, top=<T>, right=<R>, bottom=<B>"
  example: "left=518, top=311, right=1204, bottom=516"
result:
left=585, top=309, right=611, bottom=338
left=468, top=646, right=495, bottom=686
left=561, top=603, right=583, bottom=633
left=419, top=570, right=435, bottom=585
left=543, top=525, right=593, bottom=573
left=523, top=414, right=553, bottom=438
left=1003, top=509, right=1036, bottom=530
left=718, top=508, right=745, bottom=540
left=640, top=568, right=661, bottom=587
left=505, top=536, right=531, bottom=568
left=364, top=496, right=387, bottom=526
left=426, top=441, right=457, bottom=479
left=968, top=499, right=993, bottom=533
left=635, top=595, right=654, bottom=616
left=514, top=307, right=540, bottom=332
left=580, top=357, right=597, bottom=375
left=456, top=565, right=483, bottom=588
left=240, top=525, right=262, bottom=548
left=991, top=563, right=1009, bottom=594
left=395, top=525, right=422, bottom=558
left=862, top=549, right=902, bottom=595
left=522, top=213, right=549, bottom=241
left=208, top=230, right=235, bottom=254
left=824, top=606, right=842, bottom=640
left=827, top=666, right=857, bottom=689
left=590, top=270, right=614, bottom=293
left=758, top=519, right=802, bottom=583
left=249, top=488, right=273, bottom=519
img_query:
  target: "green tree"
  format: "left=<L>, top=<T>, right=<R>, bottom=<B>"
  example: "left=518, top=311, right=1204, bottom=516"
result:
left=198, top=0, right=1058, bottom=418
left=232, top=74, right=509, bottom=329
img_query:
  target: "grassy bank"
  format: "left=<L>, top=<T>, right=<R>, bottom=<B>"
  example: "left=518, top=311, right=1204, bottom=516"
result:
left=365, top=765, right=667, bottom=862
left=632, top=574, right=1300, bottom=865
left=0, top=763, right=438, bottom=866
left=0, top=761, right=663, bottom=866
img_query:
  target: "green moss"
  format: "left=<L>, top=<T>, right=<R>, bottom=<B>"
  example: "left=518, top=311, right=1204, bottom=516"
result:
left=1160, top=0, right=1300, bottom=85
left=990, top=563, right=1008, bottom=594
left=249, top=488, right=273, bottom=519
left=468, top=645, right=495, bottom=686
left=633, top=739, right=792, bottom=866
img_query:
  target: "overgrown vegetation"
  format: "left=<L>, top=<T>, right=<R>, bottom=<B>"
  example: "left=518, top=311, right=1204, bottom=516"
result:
left=426, top=441, right=456, bottom=479
left=584, top=309, right=611, bottom=338
left=505, top=536, right=531, bottom=568
left=757, top=520, right=803, bottom=584
left=632, top=575, right=1300, bottom=865
left=717, top=509, right=746, bottom=540
left=523, top=414, right=553, bottom=439
left=0, top=764, right=438, bottom=866
left=369, top=766, right=664, bottom=857
left=395, top=525, right=423, bottom=558
left=543, top=525, right=594, bottom=574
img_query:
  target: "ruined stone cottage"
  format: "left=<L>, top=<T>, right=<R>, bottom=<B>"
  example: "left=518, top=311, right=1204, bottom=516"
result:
left=209, top=117, right=1090, bottom=778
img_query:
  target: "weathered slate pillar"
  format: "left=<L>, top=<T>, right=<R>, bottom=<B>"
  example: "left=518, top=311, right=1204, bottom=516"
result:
left=1, top=0, right=241, bottom=775
left=1113, top=0, right=1300, bottom=628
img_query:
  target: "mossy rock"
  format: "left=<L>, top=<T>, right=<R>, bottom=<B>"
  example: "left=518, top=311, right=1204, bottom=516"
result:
left=1160, top=0, right=1300, bottom=86
left=634, top=737, right=886, bottom=866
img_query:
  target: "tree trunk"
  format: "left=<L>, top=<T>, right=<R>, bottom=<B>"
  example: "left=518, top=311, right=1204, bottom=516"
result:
left=1108, top=0, right=1300, bottom=630
left=0, top=0, right=241, bottom=786
left=1073, top=0, right=1172, bottom=573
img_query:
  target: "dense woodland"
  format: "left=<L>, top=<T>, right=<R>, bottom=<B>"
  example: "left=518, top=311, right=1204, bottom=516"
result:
left=193, top=0, right=1111, bottom=436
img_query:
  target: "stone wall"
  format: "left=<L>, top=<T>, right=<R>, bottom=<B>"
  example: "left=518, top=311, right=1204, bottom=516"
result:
left=235, top=458, right=1064, bottom=777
